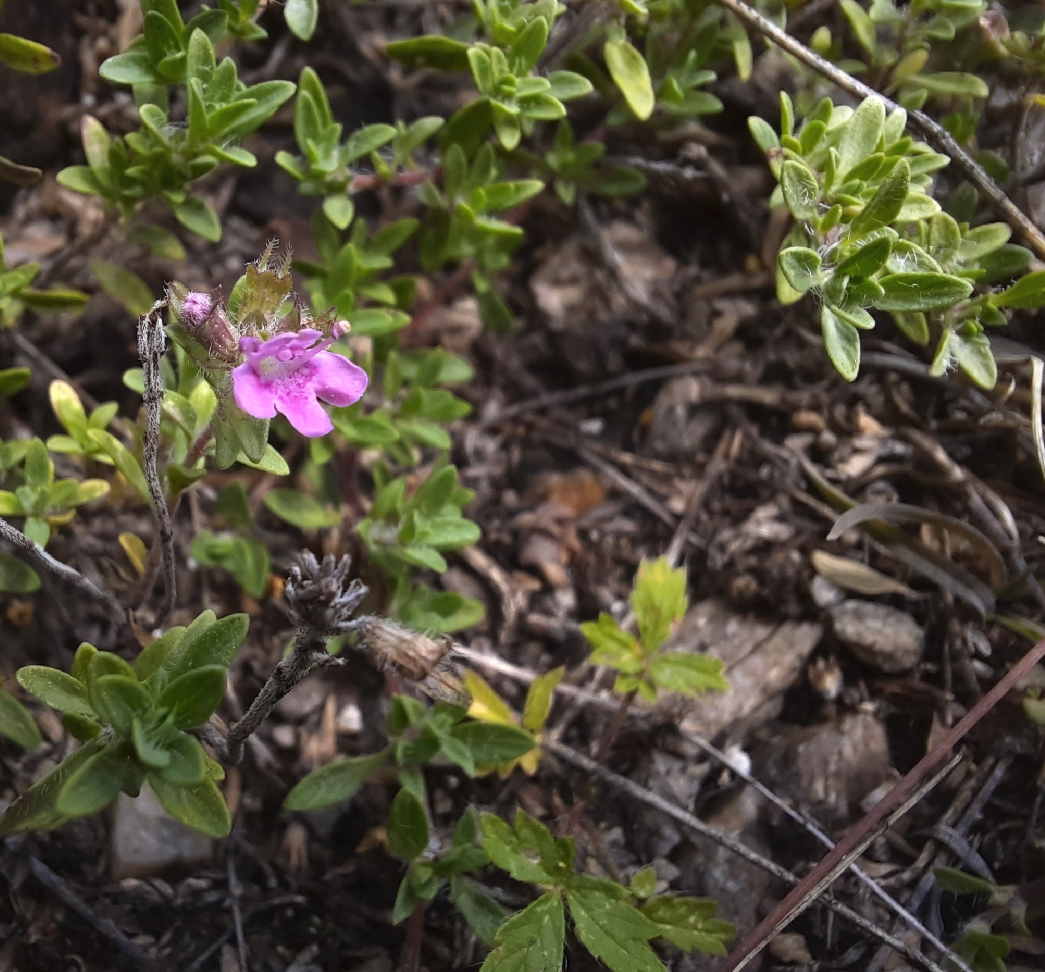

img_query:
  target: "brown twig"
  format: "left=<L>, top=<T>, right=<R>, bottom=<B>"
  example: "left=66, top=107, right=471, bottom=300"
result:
left=714, top=0, right=1045, bottom=260
left=721, top=634, right=1045, bottom=971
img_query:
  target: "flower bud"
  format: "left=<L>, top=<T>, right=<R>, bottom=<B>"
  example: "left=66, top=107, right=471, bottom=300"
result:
left=179, top=291, right=213, bottom=328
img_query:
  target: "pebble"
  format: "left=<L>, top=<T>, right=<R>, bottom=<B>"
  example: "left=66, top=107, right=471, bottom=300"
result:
left=830, top=600, right=925, bottom=673
left=110, top=785, right=212, bottom=879
left=810, top=574, right=845, bottom=608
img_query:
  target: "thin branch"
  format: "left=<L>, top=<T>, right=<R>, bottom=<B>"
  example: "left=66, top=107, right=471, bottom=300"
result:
left=722, top=633, right=1045, bottom=971
left=715, top=0, right=1045, bottom=260
left=544, top=739, right=959, bottom=972
left=137, top=300, right=176, bottom=624
left=226, top=556, right=367, bottom=764
left=26, top=854, right=165, bottom=972
left=0, top=516, right=124, bottom=620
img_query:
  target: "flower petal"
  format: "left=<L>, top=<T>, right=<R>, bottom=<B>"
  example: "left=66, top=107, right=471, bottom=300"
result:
left=272, top=379, right=333, bottom=437
left=232, top=364, right=278, bottom=419
left=310, top=351, right=369, bottom=408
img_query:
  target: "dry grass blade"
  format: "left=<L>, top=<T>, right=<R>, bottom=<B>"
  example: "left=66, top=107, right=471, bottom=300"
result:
left=828, top=502, right=1008, bottom=590
left=811, top=550, right=922, bottom=598
left=1030, top=356, right=1045, bottom=488
left=798, top=452, right=996, bottom=614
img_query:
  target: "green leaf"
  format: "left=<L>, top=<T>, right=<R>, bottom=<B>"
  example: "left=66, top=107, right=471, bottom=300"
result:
left=284, top=750, right=389, bottom=810
left=0, top=366, right=30, bottom=397
left=821, top=304, right=861, bottom=382
left=322, top=195, right=354, bottom=230
left=0, top=688, right=41, bottom=749
left=994, top=270, right=1045, bottom=309
left=86, top=429, right=150, bottom=502
left=17, top=666, right=94, bottom=717
left=133, top=626, right=184, bottom=681
left=127, top=224, right=186, bottom=261
left=165, top=612, right=249, bottom=680
left=604, top=39, right=654, bottom=121
left=90, top=260, right=154, bottom=316
left=154, top=731, right=208, bottom=785
left=848, top=158, right=909, bottom=239
left=780, top=161, right=820, bottom=221
left=523, top=667, right=563, bottom=732
left=0, top=33, right=60, bottom=74
left=835, top=237, right=892, bottom=278
left=648, top=652, right=730, bottom=696
left=91, top=675, right=150, bottom=736
left=284, top=0, right=318, bottom=40
left=480, top=892, right=564, bottom=972
left=170, top=197, right=221, bottom=242
left=917, top=72, right=989, bottom=98
left=387, top=35, right=471, bottom=71
left=566, top=888, right=662, bottom=972
left=778, top=246, right=822, bottom=294
left=838, top=96, right=885, bottom=179
left=263, top=489, right=341, bottom=530
left=949, top=322, right=997, bottom=390
left=57, top=743, right=135, bottom=817
left=481, top=810, right=573, bottom=885
left=874, top=272, right=973, bottom=311
left=387, top=786, right=430, bottom=860
left=451, top=722, right=535, bottom=765
left=148, top=775, right=231, bottom=838
left=840, top=0, right=875, bottom=55
left=0, top=737, right=107, bottom=833
left=0, top=552, right=40, bottom=593
left=450, top=875, right=509, bottom=948
left=131, top=717, right=171, bottom=769
left=233, top=443, right=289, bottom=476
left=157, top=665, right=226, bottom=728
left=641, top=894, right=734, bottom=954
left=934, top=866, right=998, bottom=895
left=580, top=614, right=642, bottom=674
left=632, top=558, right=688, bottom=655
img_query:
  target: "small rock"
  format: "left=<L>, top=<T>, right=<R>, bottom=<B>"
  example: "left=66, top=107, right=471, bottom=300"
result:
left=770, top=933, right=813, bottom=964
left=111, top=785, right=213, bottom=879
left=337, top=702, right=363, bottom=734
left=759, top=712, right=893, bottom=826
left=810, top=574, right=845, bottom=609
left=831, top=600, right=925, bottom=673
left=275, top=673, right=328, bottom=721
left=271, top=724, right=297, bottom=749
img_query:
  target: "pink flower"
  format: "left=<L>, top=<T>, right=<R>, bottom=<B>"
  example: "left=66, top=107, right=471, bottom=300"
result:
left=231, top=327, right=367, bottom=437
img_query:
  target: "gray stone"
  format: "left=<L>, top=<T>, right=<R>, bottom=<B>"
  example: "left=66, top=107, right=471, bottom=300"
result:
left=111, top=785, right=212, bottom=879
left=758, top=712, right=893, bottom=827
left=831, top=600, right=924, bottom=673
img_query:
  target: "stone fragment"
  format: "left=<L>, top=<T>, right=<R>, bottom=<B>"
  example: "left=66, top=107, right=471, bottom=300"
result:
left=111, top=785, right=212, bottom=879
left=831, top=600, right=924, bottom=673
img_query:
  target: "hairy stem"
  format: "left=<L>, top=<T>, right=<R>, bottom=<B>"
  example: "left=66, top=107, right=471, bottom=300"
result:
left=226, top=627, right=340, bottom=764
left=0, top=516, right=124, bottom=621
left=137, top=301, right=176, bottom=623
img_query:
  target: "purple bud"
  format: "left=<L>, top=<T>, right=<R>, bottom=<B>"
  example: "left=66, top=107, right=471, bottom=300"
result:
left=180, top=291, right=213, bottom=328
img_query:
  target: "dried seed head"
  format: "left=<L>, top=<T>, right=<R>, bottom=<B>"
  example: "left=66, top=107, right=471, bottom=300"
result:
left=285, top=553, right=367, bottom=633
left=355, top=616, right=453, bottom=682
